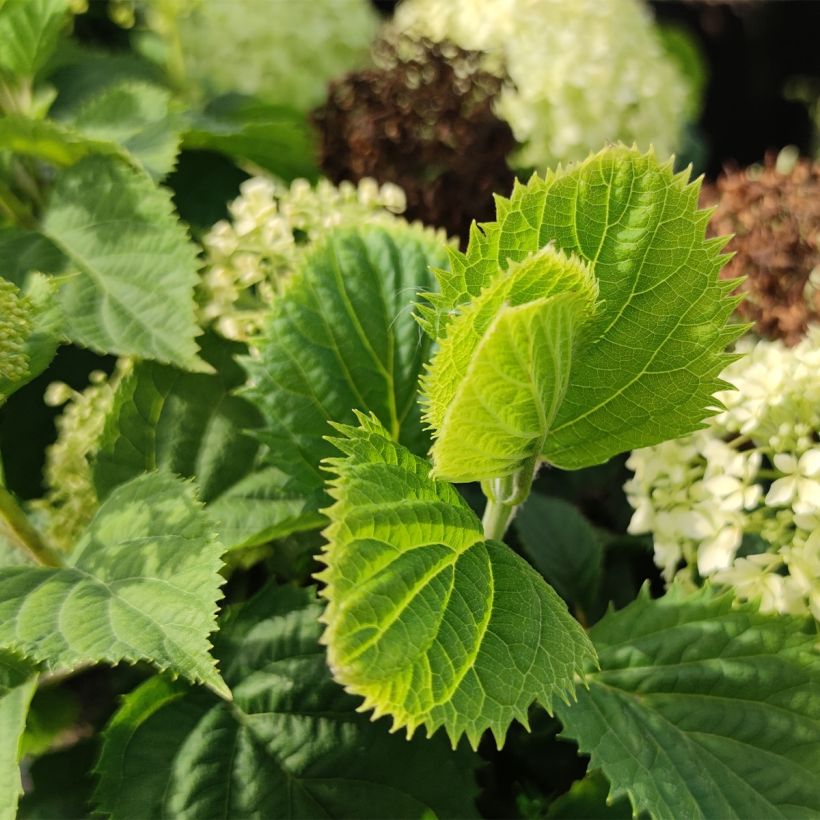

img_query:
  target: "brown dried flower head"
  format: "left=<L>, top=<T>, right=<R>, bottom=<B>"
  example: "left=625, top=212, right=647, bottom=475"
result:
left=701, top=152, right=820, bottom=345
left=312, top=36, right=516, bottom=243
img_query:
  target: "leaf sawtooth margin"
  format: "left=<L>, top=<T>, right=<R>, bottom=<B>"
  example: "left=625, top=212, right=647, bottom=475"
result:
left=556, top=585, right=820, bottom=819
left=0, top=472, right=230, bottom=699
left=316, top=412, right=597, bottom=750
left=418, top=144, right=744, bottom=471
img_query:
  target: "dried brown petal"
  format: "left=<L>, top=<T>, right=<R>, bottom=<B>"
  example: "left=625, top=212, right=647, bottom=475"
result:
left=312, top=37, right=516, bottom=243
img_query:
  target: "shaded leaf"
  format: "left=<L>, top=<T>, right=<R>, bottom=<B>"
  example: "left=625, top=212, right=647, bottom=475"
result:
left=243, top=224, right=447, bottom=536
left=95, top=584, right=479, bottom=819
left=556, top=586, right=820, bottom=819
left=183, top=94, right=318, bottom=181
left=0, top=652, right=38, bottom=820
left=514, top=493, right=602, bottom=613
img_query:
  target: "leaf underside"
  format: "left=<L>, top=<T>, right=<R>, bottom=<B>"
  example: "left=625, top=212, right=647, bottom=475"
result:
left=422, top=246, right=598, bottom=482
left=419, top=145, right=741, bottom=470
left=556, top=586, right=820, bottom=819
left=0, top=473, right=228, bottom=697
left=42, top=155, right=205, bottom=369
left=243, top=224, right=448, bottom=537
left=94, top=584, right=479, bottom=820
left=318, top=413, right=596, bottom=749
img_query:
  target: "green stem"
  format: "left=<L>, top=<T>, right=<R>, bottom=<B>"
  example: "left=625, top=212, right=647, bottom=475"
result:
left=0, top=179, right=36, bottom=228
left=0, top=486, right=62, bottom=567
left=482, top=494, right=517, bottom=541
left=481, top=457, right=539, bottom=540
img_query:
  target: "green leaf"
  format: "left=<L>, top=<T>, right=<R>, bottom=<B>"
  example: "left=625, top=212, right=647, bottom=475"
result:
left=318, top=413, right=596, bottom=749
left=422, top=246, right=598, bottom=483
left=0, top=652, right=38, bottom=820
left=41, top=155, right=205, bottom=368
left=243, top=224, right=447, bottom=534
left=69, top=81, right=183, bottom=180
left=514, top=494, right=603, bottom=613
left=0, top=0, right=69, bottom=79
left=556, top=586, right=820, bottom=819
left=92, top=334, right=314, bottom=549
left=183, top=94, right=318, bottom=181
left=0, top=472, right=228, bottom=698
left=419, top=145, right=740, bottom=470
left=0, top=226, right=66, bottom=286
left=0, top=115, right=128, bottom=166
left=95, top=583, right=479, bottom=819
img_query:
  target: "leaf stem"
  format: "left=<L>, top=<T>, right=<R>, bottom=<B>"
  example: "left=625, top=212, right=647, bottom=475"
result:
left=481, top=458, right=539, bottom=540
left=0, top=486, right=62, bottom=567
left=482, top=494, right=517, bottom=541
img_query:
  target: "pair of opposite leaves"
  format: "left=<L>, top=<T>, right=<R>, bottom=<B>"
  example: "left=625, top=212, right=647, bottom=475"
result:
left=310, top=145, right=740, bottom=748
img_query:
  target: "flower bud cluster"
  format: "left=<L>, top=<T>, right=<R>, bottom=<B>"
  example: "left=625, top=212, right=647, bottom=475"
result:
left=626, top=329, right=820, bottom=618
left=199, top=175, right=413, bottom=341
left=34, top=361, right=132, bottom=552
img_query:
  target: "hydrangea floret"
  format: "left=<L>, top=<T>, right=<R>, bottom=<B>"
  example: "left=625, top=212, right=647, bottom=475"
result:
left=391, top=0, right=689, bottom=169
left=199, top=176, right=440, bottom=341
left=626, top=328, right=820, bottom=619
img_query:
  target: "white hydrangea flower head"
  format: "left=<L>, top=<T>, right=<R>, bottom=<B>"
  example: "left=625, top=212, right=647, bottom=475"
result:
left=625, top=328, right=820, bottom=618
left=391, top=0, right=689, bottom=169
left=199, top=175, right=445, bottom=342
left=152, top=0, right=378, bottom=110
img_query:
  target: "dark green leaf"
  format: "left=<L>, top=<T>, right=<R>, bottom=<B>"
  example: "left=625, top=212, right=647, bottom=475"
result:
left=95, top=584, right=479, bottom=819
left=514, top=494, right=602, bottom=613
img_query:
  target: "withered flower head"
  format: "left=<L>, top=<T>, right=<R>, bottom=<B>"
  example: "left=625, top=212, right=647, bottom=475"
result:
left=312, top=36, right=516, bottom=243
left=701, top=153, right=820, bottom=345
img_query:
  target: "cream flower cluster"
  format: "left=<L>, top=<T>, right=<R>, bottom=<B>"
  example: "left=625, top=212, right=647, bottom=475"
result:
left=200, top=176, right=414, bottom=341
left=391, top=0, right=689, bottom=169
left=626, top=329, right=820, bottom=619
left=33, top=361, right=132, bottom=552
left=164, top=0, right=377, bottom=110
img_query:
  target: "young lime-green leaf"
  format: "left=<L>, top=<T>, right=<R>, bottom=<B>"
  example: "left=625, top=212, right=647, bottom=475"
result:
left=556, top=585, right=820, bottom=819
left=243, top=224, right=447, bottom=533
left=0, top=472, right=228, bottom=698
left=95, top=584, right=479, bottom=819
left=0, top=653, right=38, bottom=820
left=318, top=413, right=596, bottom=749
left=422, top=246, right=598, bottom=482
left=420, top=145, right=739, bottom=470
left=0, top=0, right=69, bottom=80
left=68, top=81, right=183, bottom=180
left=41, top=155, right=205, bottom=369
